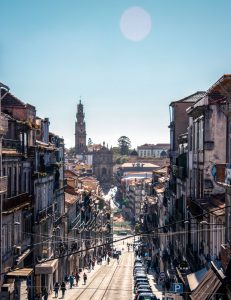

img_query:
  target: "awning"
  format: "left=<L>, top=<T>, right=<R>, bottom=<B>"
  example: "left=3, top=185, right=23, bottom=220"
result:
left=7, top=268, right=33, bottom=277
left=35, top=259, right=58, bottom=275
left=187, top=268, right=207, bottom=291
left=190, top=262, right=225, bottom=300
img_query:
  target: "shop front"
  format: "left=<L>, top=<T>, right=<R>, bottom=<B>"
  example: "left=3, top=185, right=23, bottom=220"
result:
left=35, top=259, right=58, bottom=295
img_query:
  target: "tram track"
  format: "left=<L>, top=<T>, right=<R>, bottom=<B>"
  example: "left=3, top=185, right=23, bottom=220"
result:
left=74, top=253, right=129, bottom=300
left=74, top=259, right=117, bottom=300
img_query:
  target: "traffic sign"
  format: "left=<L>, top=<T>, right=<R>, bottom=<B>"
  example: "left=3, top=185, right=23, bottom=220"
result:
left=173, top=283, right=183, bottom=293
left=159, top=271, right=165, bottom=278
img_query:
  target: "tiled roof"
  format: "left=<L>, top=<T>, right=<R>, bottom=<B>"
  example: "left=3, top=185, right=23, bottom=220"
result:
left=170, top=91, right=206, bottom=105
left=2, top=92, right=26, bottom=107
left=65, top=192, right=78, bottom=205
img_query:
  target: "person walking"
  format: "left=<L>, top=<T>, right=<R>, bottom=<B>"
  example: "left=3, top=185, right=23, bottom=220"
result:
left=88, top=259, right=92, bottom=272
left=83, top=272, right=87, bottom=285
left=42, top=287, right=48, bottom=300
left=54, top=282, right=60, bottom=298
left=107, top=256, right=110, bottom=265
left=61, top=281, right=66, bottom=299
left=75, top=272, right=80, bottom=286
left=117, top=255, right=119, bottom=264
left=92, top=259, right=95, bottom=270
left=69, top=274, right=74, bottom=289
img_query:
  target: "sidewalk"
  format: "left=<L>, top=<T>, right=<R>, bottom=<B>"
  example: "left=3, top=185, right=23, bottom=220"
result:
left=48, top=259, right=107, bottom=300
left=147, top=269, right=163, bottom=299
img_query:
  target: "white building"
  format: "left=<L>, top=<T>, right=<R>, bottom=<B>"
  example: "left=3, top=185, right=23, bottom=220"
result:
left=137, top=144, right=170, bottom=158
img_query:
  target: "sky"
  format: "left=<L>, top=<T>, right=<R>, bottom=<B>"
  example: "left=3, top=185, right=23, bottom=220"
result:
left=1, top=0, right=231, bottom=149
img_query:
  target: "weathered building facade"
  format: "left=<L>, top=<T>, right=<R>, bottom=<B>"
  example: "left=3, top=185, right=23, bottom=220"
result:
left=92, top=143, right=113, bottom=187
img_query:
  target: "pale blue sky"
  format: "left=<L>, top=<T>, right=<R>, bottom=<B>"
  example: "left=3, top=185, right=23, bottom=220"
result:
left=1, top=0, right=231, bottom=148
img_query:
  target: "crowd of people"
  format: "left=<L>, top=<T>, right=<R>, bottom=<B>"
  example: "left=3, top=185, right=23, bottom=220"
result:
left=52, top=271, right=88, bottom=299
left=50, top=252, right=113, bottom=299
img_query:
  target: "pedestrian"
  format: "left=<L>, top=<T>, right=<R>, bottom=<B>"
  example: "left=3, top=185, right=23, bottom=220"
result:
left=117, top=255, right=119, bottom=264
left=64, top=274, right=69, bottom=284
left=61, top=281, right=66, bottom=299
left=88, top=259, right=92, bottom=272
left=69, top=274, right=74, bottom=289
left=54, top=282, right=59, bottom=298
left=92, top=259, right=95, bottom=270
left=42, top=287, right=48, bottom=300
left=75, top=272, right=80, bottom=286
left=83, top=272, right=87, bottom=285
left=107, top=256, right=110, bottom=265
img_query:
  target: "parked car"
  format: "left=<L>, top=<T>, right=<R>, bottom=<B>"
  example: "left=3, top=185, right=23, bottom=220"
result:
left=135, top=288, right=153, bottom=300
left=134, top=268, right=145, bottom=273
left=134, top=279, right=149, bottom=291
left=134, top=262, right=143, bottom=267
left=136, top=293, right=157, bottom=300
left=134, top=264, right=144, bottom=270
left=135, top=284, right=151, bottom=294
left=134, top=274, right=147, bottom=281
left=134, top=258, right=142, bottom=263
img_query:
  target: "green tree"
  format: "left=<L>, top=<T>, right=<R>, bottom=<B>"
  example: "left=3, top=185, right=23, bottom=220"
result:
left=130, top=148, right=138, bottom=156
left=66, top=147, right=75, bottom=156
left=88, top=138, right=93, bottom=146
left=118, top=136, right=131, bottom=155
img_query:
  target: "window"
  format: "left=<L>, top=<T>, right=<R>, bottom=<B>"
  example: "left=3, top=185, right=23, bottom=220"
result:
left=14, top=166, right=17, bottom=196
left=8, top=167, right=12, bottom=197
left=189, top=126, right=193, bottom=151
left=2, top=225, right=7, bottom=254
left=198, top=119, right=204, bottom=150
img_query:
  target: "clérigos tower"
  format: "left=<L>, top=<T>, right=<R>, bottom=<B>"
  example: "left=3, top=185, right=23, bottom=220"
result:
left=75, top=99, right=87, bottom=154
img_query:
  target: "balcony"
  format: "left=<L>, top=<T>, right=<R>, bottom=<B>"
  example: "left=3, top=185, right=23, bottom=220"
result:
left=2, top=139, right=22, bottom=152
left=0, top=115, right=8, bottom=135
left=3, top=193, right=31, bottom=212
left=0, top=176, right=7, bottom=194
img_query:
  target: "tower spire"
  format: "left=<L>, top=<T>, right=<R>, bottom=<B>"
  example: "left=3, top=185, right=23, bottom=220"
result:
left=75, top=100, right=87, bottom=155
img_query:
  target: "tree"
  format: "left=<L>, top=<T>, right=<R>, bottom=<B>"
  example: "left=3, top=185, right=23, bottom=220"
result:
left=88, top=138, right=93, bottom=146
left=118, top=136, right=131, bottom=155
left=130, top=148, right=138, bottom=156
left=66, top=147, right=75, bottom=156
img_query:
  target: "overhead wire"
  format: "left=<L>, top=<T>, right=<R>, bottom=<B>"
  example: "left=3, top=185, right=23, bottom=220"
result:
left=0, top=203, right=229, bottom=275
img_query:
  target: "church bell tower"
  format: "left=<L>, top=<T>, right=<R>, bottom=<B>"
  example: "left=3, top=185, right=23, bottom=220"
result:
left=75, top=100, right=87, bottom=154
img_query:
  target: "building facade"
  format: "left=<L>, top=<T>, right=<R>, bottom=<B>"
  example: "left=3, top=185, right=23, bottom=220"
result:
left=92, top=143, right=113, bottom=187
left=137, top=144, right=170, bottom=158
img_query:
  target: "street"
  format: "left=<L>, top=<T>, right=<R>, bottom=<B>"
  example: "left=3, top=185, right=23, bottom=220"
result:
left=48, top=237, right=134, bottom=300
left=74, top=251, right=133, bottom=300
